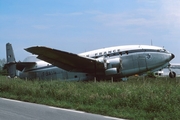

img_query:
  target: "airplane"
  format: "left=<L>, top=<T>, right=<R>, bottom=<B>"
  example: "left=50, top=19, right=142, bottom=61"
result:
left=154, top=63, right=180, bottom=77
left=4, top=43, right=175, bottom=81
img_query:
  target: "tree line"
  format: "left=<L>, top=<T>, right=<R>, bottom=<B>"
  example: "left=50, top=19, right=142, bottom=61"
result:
left=0, top=58, right=7, bottom=75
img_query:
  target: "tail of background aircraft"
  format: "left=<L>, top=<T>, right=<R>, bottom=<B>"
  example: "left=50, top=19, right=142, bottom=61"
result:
left=5, top=43, right=17, bottom=78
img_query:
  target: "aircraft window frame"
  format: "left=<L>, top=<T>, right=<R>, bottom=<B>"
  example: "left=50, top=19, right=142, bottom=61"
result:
left=108, top=51, right=111, bottom=54
left=86, top=55, right=89, bottom=57
left=95, top=53, right=98, bottom=56
left=117, top=49, right=120, bottom=52
left=160, top=49, right=168, bottom=53
left=99, top=52, right=102, bottom=55
left=113, top=50, right=116, bottom=53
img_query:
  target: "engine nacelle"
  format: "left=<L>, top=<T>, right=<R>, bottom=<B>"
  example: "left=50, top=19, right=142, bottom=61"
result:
left=105, top=68, right=118, bottom=75
left=96, top=56, right=122, bottom=72
left=108, top=57, right=122, bottom=69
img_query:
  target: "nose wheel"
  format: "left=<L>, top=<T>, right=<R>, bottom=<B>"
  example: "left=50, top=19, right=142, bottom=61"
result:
left=169, top=71, right=176, bottom=78
left=168, top=65, right=176, bottom=78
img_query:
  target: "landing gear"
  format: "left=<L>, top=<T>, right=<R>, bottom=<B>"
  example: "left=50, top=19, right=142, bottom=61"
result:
left=169, top=71, right=176, bottom=78
left=168, top=64, right=176, bottom=78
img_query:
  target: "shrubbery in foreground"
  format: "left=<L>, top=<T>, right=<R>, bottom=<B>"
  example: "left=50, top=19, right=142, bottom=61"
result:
left=0, top=76, right=180, bottom=119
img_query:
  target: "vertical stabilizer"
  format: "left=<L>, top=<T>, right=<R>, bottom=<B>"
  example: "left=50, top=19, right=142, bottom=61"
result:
left=6, top=43, right=16, bottom=63
left=5, top=43, right=16, bottom=78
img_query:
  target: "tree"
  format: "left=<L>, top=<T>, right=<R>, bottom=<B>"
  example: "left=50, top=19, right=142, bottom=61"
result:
left=0, top=58, right=6, bottom=70
left=0, top=58, right=7, bottom=75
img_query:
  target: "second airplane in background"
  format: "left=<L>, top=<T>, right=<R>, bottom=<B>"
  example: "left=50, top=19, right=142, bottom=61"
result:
left=5, top=43, right=175, bottom=81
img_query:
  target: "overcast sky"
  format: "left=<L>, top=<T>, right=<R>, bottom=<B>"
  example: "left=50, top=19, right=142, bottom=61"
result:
left=0, top=0, right=180, bottom=63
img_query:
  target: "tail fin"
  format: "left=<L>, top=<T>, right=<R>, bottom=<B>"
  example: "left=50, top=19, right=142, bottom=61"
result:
left=6, top=43, right=16, bottom=63
left=5, top=43, right=17, bottom=78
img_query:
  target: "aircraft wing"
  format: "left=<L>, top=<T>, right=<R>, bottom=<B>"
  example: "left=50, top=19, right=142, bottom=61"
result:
left=25, top=46, right=105, bottom=73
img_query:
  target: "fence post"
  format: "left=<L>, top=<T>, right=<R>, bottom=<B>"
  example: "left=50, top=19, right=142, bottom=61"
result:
left=94, top=77, right=96, bottom=83
left=111, top=77, right=113, bottom=83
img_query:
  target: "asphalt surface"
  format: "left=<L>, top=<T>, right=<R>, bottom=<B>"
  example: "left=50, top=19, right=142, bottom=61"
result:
left=0, top=98, right=125, bottom=120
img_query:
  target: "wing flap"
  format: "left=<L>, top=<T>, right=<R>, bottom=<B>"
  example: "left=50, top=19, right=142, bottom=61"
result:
left=25, top=46, right=105, bottom=73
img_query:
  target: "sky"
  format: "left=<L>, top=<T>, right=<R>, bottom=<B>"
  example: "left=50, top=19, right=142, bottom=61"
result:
left=0, top=0, right=180, bottom=63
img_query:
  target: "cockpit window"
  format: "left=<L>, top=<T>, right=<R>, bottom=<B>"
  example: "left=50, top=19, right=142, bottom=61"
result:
left=163, top=49, right=167, bottom=52
left=159, top=49, right=168, bottom=53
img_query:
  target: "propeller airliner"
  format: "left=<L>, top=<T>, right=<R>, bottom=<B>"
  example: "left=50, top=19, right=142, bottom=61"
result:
left=4, top=43, right=175, bottom=81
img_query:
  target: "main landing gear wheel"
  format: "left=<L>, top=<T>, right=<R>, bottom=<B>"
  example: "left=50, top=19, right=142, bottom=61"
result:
left=169, top=71, right=176, bottom=78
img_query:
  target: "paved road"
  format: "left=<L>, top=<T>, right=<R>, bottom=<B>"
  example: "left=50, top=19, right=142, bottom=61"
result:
left=0, top=98, right=125, bottom=120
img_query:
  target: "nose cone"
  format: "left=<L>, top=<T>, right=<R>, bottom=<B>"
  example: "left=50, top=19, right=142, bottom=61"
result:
left=171, top=53, right=175, bottom=59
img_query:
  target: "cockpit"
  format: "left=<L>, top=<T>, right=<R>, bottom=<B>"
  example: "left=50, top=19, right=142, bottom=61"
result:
left=159, top=49, right=169, bottom=53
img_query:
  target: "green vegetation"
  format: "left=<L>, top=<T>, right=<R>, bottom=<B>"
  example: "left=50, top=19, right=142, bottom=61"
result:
left=0, top=69, right=7, bottom=76
left=0, top=76, right=180, bottom=119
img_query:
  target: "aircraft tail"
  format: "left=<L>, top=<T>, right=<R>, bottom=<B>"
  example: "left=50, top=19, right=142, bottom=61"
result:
left=6, top=43, right=16, bottom=63
left=4, top=43, right=37, bottom=78
left=4, top=43, right=17, bottom=78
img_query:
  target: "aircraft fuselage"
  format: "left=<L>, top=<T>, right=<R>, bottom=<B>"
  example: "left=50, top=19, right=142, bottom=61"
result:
left=18, top=45, right=174, bottom=81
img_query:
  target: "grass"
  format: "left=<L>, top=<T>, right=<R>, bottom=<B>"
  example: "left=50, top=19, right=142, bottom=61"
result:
left=0, top=76, right=180, bottom=119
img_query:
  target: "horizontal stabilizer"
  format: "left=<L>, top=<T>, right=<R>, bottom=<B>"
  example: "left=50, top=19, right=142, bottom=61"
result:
left=4, top=62, right=36, bottom=71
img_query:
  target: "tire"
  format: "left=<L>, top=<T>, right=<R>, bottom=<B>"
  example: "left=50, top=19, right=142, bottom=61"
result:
left=169, top=71, right=176, bottom=78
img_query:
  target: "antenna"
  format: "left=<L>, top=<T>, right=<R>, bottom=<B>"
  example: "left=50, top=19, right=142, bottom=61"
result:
left=151, top=39, right=153, bottom=46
